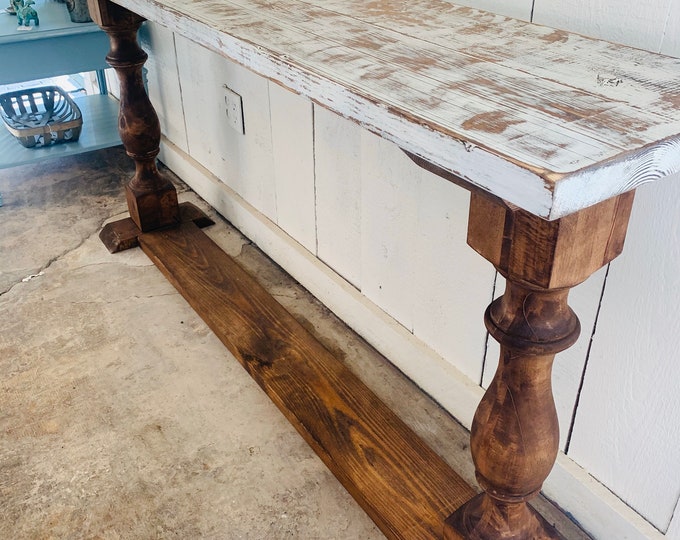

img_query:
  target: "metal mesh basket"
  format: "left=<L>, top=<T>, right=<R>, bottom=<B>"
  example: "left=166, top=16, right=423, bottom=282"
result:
left=0, top=86, right=83, bottom=148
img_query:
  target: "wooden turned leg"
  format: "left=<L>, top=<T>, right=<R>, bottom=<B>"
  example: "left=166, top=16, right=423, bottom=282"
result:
left=88, top=1, right=212, bottom=252
left=444, top=191, right=635, bottom=539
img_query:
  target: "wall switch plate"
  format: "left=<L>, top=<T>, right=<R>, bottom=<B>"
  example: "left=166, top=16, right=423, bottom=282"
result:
left=224, top=86, right=245, bottom=135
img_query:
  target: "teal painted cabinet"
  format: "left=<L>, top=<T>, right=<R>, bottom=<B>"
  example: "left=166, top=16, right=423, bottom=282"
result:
left=0, top=0, right=120, bottom=169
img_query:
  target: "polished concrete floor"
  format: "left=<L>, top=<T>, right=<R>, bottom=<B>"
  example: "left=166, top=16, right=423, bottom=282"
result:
left=0, top=148, right=587, bottom=539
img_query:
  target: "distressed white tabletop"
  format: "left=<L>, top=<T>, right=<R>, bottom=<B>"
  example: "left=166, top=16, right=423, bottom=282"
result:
left=112, top=0, right=680, bottom=218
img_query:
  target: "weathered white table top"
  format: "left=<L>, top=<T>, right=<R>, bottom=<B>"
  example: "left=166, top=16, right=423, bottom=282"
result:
left=113, top=0, right=680, bottom=218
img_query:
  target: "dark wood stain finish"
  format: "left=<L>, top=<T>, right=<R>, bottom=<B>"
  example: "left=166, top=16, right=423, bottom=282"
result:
left=88, top=0, right=180, bottom=233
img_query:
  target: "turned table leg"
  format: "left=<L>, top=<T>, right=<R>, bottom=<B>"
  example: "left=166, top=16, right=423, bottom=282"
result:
left=444, top=191, right=635, bottom=539
left=88, top=0, right=211, bottom=252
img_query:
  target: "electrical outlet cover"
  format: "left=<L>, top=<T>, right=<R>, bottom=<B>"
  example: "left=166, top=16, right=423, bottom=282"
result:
left=224, top=86, right=245, bottom=134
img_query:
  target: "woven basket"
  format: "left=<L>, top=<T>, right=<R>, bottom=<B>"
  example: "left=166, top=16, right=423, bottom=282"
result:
left=0, top=86, right=83, bottom=148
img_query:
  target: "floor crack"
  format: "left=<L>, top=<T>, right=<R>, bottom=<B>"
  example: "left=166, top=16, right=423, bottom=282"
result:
left=67, top=292, right=179, bottom=306
left=0, top=215, right=117, bottom=300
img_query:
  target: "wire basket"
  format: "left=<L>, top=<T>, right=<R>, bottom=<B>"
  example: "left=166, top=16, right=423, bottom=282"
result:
left=0, top=86, right=83, bottom=148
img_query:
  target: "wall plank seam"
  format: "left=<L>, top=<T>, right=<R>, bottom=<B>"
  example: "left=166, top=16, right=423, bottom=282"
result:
left=171, top=33, right=190, bottom=153
left=659, top=1, right=674, bottom=53
left=266, top=83, right=279, bottom=227
left=564, top=263, right=611, bottom=454
left=479, top=271, right=498, bottom=387
left=311, top=104, right=319, bottom=258
left=668, top=495, right=680, bottom=535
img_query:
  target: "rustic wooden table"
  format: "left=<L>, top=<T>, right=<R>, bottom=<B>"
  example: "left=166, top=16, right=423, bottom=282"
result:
left=85, top=0, right=680, bottom=538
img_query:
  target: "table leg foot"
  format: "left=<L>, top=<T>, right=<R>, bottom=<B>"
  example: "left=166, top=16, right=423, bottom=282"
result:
left=100, top=201, right=214, bottom=253
left=444, top=494, right=562, bottom=540
left=124, top=171, right=179, bottom=233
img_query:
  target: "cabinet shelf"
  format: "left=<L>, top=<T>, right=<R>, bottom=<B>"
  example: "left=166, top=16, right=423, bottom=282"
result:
left=1, top=1, right=110, bottom=86
left=0, top=93, right=121, bottom=170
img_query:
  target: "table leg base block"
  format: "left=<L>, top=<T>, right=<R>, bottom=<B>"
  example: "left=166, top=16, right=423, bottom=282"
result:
left=99, top=217, right=142, bottom=253
left=444, top=494, right=564, bottom=540
left=99, top=202, right=214, bottom=253
left=125, top=181, right=180, bottom=232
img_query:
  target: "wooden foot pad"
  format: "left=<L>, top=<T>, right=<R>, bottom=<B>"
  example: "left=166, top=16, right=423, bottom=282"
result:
left=99, top=201, right=214, bottom=253
left=444, top=494, right=563, bottom=540
left=137, top=221, right=475, bottom=539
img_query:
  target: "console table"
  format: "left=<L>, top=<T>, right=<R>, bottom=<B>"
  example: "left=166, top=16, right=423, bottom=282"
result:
left=0, top=0, right=120, bottom=169
left=85, top=0, right=680, bottom=538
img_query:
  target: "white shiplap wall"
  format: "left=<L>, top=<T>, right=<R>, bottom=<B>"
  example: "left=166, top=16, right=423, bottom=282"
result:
left=532, top=0, right=672, bottom=51
left=134, top=1, right=680, bottom=536
left=567, top=178, right=680, bottom=534
left=530, top=1, right=680, bottom=535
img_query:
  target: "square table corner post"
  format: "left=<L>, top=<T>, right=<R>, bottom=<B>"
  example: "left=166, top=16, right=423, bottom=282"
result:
left=87, top=0, right=181, bottom=252
left=442, top=188, right=635, bottom=539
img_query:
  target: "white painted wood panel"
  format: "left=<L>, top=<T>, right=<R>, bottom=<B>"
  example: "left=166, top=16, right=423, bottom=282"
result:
left=532, top=0, right=672, bottom=51
left=667, top=504, right=680, bottom=540
left=360, top=133, right=419, bottom=331
left=139, top=23, right=188, bottom=153
left=567, top=176, right=680, bottom=532
left=314, top=107, right=362, bottom=288
left=660, top=0, right=680, bottom=57
left=268, top=83, right=316, bottom=253
left=174, top=35, right=277, bottom=221
left=315, top=108, right=495, bottom=382
left=413, top=170, right=495, bottom=382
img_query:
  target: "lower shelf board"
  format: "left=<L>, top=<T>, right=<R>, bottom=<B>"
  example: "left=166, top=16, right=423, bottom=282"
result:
left=0, top=94, right=121, bottom=170
left=138, top=221, right=476, bottom=540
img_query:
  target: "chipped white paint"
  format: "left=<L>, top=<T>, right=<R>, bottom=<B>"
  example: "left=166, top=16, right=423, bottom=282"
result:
left=112, top=0, right=680, bottom=219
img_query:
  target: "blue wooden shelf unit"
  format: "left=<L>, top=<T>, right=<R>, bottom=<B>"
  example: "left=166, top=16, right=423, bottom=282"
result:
left=0, top=0, right=120, bottom=169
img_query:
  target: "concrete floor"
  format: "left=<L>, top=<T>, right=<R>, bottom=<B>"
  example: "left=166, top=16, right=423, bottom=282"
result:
left=0, top=148, right=588, bottom=539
